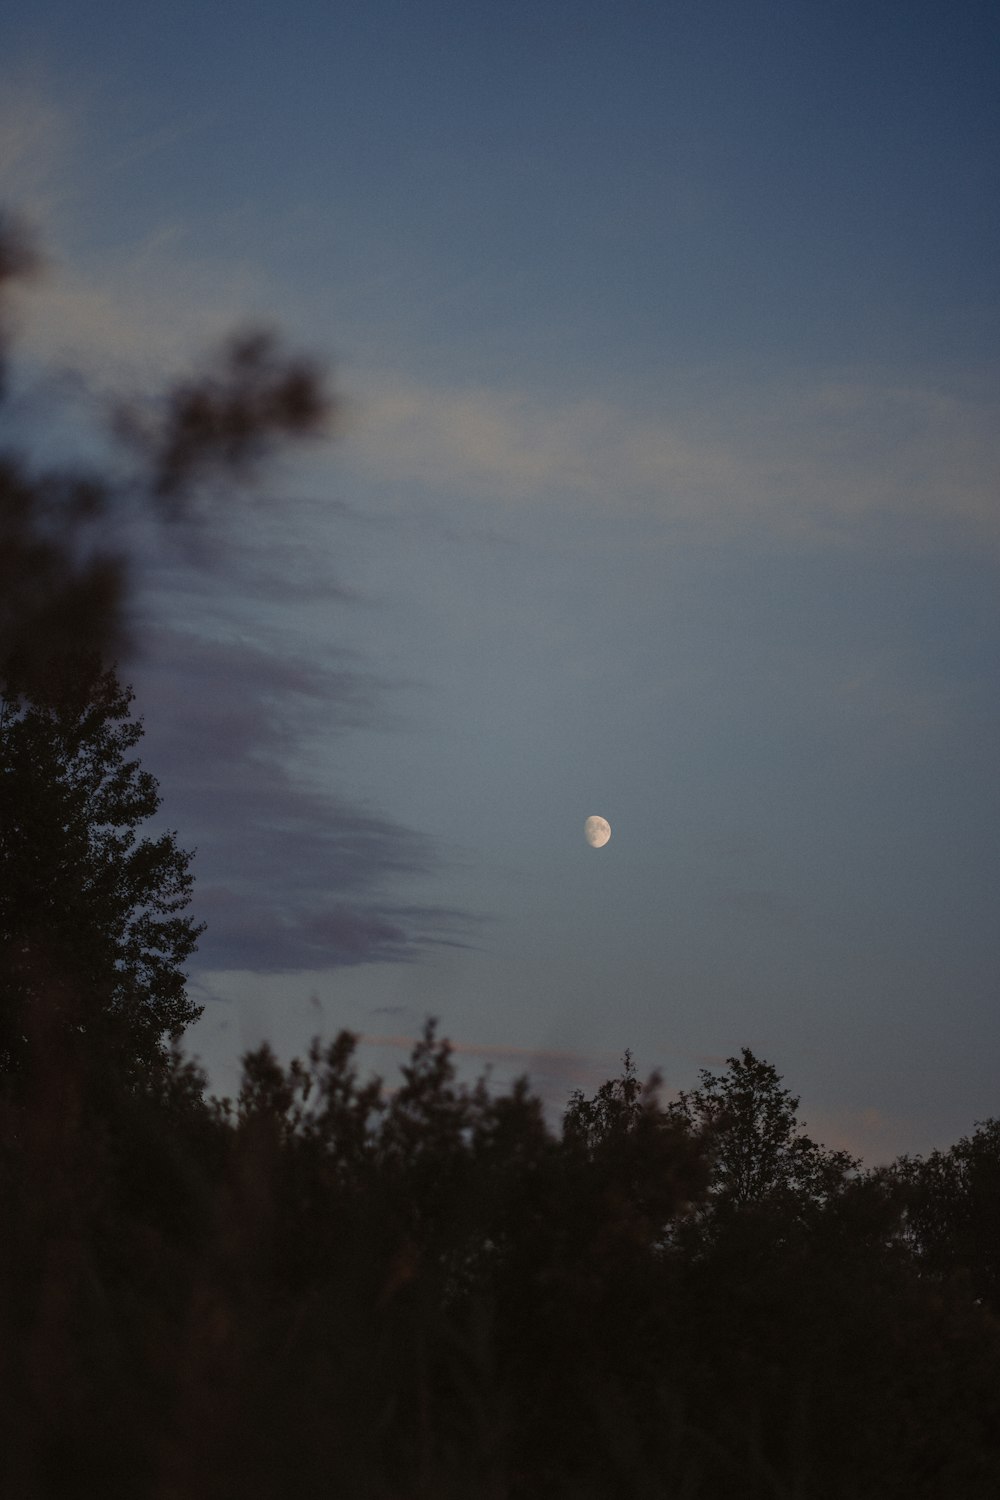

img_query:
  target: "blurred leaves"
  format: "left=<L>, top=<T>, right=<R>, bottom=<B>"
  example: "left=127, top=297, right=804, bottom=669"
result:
left=0, top=211, right=335, bottom=696
left=113, top=328, right=333, bottom=514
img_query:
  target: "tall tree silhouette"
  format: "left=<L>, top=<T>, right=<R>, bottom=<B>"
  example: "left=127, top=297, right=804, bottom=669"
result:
left=0, top=655, right=203, bottom=1085
left=0, top=203, right=332, bottom=1081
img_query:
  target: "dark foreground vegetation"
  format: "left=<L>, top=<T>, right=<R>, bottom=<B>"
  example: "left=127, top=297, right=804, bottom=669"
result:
left=2, top=982, right=1000, bottom=1498
left=2, top=211, right=999, bottom=1496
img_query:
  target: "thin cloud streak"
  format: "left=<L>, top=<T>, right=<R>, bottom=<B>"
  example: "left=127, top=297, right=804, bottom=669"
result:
left=5, top=72, right=994, bottom=562
left=345, top=373, right=1000, bottom=553
left=3, top=71, right=997, bottom=563
left=131, top=625, right=474, bottom=973
left=0, top=80, right=279, bottom=385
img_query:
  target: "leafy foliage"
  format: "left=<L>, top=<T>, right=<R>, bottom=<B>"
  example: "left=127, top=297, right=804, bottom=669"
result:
left=892, top=1118, right=1000, bottom=1313
left=2, top=1033, right=999, bottom=1498
left=0, top=655, right=203, bottom=1083
left=668, top=1046, right=859, bottom=1226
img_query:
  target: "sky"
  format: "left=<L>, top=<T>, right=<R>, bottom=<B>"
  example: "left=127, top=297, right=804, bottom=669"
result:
left=2, top=0, right=998, bottom=1163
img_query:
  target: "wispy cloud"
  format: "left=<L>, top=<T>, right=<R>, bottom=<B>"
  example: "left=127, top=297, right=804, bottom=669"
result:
left=5, top=73, right=995, bottom=559
left=131, top=625, right=472, bottom=973
left=0, top=75, right=278, bottom=385
left=0, top=73, right=71, bottom=225
left=344, top=371, right=1000, bottom=554
left=13, top=227, right=274, bottom=386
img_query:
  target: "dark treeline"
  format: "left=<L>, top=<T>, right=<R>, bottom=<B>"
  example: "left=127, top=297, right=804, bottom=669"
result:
left=2, top=954, right=1000, bottom=1498
left=2, top=211, right=1000, bottom=1497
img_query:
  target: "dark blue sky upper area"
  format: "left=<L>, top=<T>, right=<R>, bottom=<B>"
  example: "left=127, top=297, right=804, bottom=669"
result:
left=10, top=0, right=998, bottom=379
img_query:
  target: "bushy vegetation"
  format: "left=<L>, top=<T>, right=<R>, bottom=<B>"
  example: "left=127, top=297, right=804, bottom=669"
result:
left=2, top=995, right=999, bottom=1497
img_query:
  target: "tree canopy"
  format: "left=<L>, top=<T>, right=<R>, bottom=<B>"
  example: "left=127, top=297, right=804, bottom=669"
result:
left=669, top=1046, right=859, bottom=1219
left=893, top=1117, right=1000, bottom=1314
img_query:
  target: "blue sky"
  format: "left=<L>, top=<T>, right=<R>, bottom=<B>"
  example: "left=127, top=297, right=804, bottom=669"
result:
left=2, top=0, right=998, bottom=1161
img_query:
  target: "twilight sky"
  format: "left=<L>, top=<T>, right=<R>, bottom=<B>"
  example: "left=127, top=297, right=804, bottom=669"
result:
left=3, top=0, right=998, bottom=1162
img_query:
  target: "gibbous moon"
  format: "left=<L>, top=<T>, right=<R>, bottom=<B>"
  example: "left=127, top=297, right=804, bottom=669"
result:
left=584, top=815, right=611, bottom=848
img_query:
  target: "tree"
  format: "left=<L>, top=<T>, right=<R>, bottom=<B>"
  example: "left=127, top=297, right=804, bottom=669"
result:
left=563, top=1047, right=646, bottom=1150
left=892, top=1118, right=1000, bottom=1313
left=0, top=653, right=204, bottom=1084
left=669, top=1047, right=858, bottom=1222
left=0, top=204, right=332, bottom=1084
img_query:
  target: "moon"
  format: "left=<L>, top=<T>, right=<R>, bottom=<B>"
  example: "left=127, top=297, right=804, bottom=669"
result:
left=584, top=815, right=611, bottom=848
